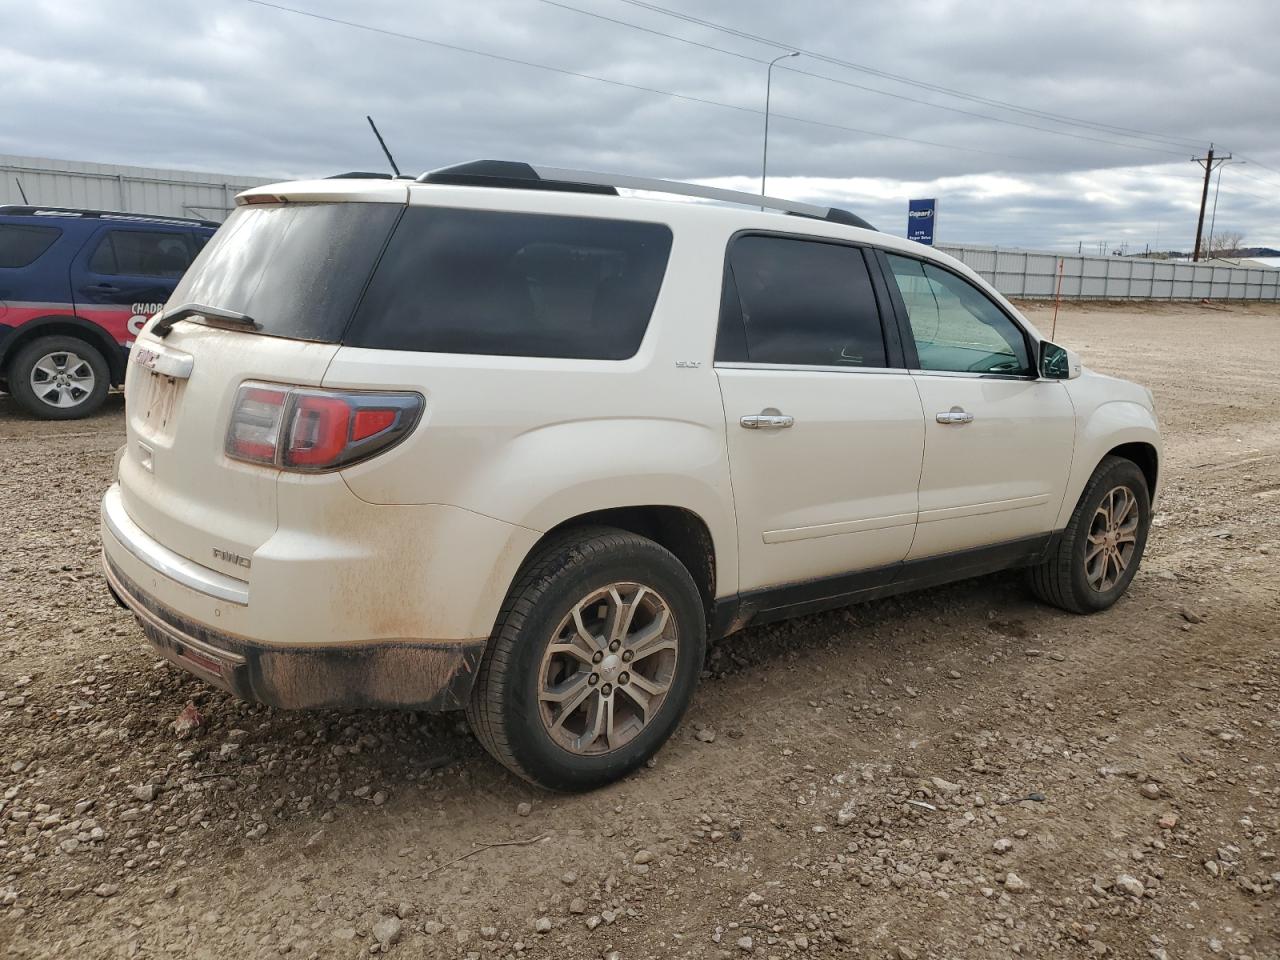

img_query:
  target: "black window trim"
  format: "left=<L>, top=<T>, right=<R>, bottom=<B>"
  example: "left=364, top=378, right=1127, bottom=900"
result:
left=713, top=228, right=907, bottom=371
left=871, top=247, right=1040, bottom=381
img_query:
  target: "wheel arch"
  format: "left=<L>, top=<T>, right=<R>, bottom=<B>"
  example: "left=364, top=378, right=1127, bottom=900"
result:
left=0, top=315, right=127, bottom=385
left=1106, top=440, right=1159, bottom=501
left=1054, top=399, right=1161, bottom=529
left=520, top=505, right=719, bottom=635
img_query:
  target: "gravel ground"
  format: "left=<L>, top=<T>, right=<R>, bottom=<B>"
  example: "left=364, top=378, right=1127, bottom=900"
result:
left=1, top=300, right=1277, bottom=960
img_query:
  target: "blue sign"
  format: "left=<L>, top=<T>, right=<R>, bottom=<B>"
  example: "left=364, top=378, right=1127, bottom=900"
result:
left=907, top=198, right=937, bottom=245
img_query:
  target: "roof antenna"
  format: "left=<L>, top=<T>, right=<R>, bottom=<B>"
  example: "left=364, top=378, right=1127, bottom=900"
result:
left=14, top=177, right=29, bottom=204
left=366, top=116, right=401, bottom=178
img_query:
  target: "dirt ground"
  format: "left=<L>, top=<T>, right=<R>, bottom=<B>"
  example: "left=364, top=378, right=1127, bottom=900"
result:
left=0, top=300, right=1277, bottom=960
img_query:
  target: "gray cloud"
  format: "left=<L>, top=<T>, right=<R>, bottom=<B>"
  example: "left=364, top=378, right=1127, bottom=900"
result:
left=1, top=0, right=1277, bottom=249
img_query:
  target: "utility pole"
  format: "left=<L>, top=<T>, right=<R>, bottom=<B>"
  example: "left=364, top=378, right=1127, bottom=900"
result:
left=1192, top=145, right=1231, bottom=262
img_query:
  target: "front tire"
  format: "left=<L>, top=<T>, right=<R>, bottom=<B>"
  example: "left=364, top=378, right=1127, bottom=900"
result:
left=466, top=526, right=706, bottom=791
left=8, top=335, right=110, bottom=420
left=1029, top=455, right=1151, bottom=613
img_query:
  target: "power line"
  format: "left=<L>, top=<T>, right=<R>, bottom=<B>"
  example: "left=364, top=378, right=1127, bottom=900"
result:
left=1218, top=188, right=1280, bottom=206
left=1213, top=169, right=1280, bottom=204
left=241, top=0, right=1046, bottom=165
left=533, top=0, right=1191, bottom=159
left=1231, top=168, right=1279, bottom=189
left=1229, top=159, right=1280, bottom=192
left=611, top=0, right=1209, bottom=152
left=241, top=0, right=1280, bottom=215
left=1235, top=153, right=1280, bottom=179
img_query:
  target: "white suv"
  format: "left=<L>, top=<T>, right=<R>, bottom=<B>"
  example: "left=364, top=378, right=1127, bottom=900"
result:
left=101, top=161, right=1160, bottom=790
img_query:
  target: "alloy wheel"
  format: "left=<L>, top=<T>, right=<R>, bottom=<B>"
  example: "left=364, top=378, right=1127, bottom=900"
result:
left=1085, top=484, right=1139, bottom=592
left=29, top=351, right=96, bottom=409
left=538, top=582, right=679, bottom=756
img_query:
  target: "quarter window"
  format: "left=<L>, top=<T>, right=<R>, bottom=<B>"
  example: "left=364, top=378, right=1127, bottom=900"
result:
left=89, top=230, right=194, bottom=278
left=0, top=224, right=61, bottom=268
left=350, top=207, right=673, bottom=360
left=885, top=254, right=1031, bottom=375
left=717, top=235, right=886, bottom=367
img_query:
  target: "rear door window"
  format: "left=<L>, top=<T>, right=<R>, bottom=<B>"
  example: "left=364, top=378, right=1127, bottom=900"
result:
left=348, top=207, right=673, bottom=360
left=88, top=229, right=194, bottom=278
left=0, top=223, right=62, bottom=268
left=716, top=235, right=887, bottom=367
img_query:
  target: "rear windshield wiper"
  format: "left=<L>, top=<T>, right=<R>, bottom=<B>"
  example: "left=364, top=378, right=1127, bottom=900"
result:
left=152, top=303, right=259, bottom=339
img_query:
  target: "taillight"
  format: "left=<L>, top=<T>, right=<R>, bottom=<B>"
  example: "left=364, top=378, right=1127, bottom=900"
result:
left=226, top=382, right=423, bottom=472
left=286, top=394, right=351, bottom=468
left=226, top=386, right=287, bottom=465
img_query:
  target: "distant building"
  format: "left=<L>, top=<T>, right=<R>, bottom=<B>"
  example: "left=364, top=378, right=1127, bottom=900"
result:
left=0, top=153, right=270, bottom=222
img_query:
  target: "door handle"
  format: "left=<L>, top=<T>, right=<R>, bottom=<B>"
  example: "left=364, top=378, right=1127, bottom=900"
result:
left=94, top=283, right=121, bottom=293
left=936, top=407, right=975, bottom=425
left=741, top=410, right=794, bottom=430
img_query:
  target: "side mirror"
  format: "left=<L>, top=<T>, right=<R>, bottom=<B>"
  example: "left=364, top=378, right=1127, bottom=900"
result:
left=1039, top=340, right=1082, bottom=380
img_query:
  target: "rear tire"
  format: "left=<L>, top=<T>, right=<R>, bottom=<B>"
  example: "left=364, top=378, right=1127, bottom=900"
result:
left=466, top=526, right=706, bottom=791
left=8, top=335, right=110, bottom=420
left=1029, top=455, right=1151, bottom=613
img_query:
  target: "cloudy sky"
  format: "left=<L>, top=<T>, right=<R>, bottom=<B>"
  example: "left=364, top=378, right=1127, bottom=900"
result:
left=3, top=0, right=1278, bottom=250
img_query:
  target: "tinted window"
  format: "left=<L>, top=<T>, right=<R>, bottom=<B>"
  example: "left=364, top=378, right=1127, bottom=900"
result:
left=0, top=224, right=61, bottom=268
left=885, top=254, right=1031, bottom=375
left=169, top=202, right=402, bottom=342
left=89, top=229, right=193, bottom=278
left=717, top=235, right=886, bottom=367
left=349, top=208, right=673, bottom=359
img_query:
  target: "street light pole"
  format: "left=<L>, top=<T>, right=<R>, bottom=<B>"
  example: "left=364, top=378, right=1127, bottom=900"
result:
left=1206, top=159, right=1244, bottom=258
left=761, top=52, right=799, bottom=201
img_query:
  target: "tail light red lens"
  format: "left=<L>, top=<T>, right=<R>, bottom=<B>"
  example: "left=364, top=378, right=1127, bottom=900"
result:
left=285, top=394, right=351, bottom=468
left=352, top=408, right=397, bottom=441
left=226, top=382, right=423, bottom=472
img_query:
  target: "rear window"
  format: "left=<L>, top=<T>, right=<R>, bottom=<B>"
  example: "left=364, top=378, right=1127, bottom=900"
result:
left=0, top=223, right=61, bottom=268
left=348, top=207, right=673, bottom=360
left=169, top=203, right=402, bottom=342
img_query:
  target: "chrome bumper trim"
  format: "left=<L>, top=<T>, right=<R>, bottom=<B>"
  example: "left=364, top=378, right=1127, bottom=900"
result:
left=101, top=484, right=249, bottom=606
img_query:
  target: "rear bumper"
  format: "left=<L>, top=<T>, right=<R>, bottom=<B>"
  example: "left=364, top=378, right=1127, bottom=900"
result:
left=103, top=551, right=484, bottom=711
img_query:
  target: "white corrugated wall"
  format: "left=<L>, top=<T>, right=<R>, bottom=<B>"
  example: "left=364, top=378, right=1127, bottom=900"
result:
left=936, top=243, right=1280, bottom=302
left=0, top=154, right=271, bottom=222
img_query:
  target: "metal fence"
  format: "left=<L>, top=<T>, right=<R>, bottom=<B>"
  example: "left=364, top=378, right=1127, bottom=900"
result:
left=0, top=154, right=268, bottom=222
left=937, top=244, right=1280, bottom=302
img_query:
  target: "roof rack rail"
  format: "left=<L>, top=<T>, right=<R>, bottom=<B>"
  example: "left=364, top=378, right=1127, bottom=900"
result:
left=0, top=204, right=221, bottom=228
left=417, top=160, right=876, bottom=231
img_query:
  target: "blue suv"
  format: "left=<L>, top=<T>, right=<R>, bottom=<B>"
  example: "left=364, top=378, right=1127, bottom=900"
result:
left=0, top=205, right=219, bottom=419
